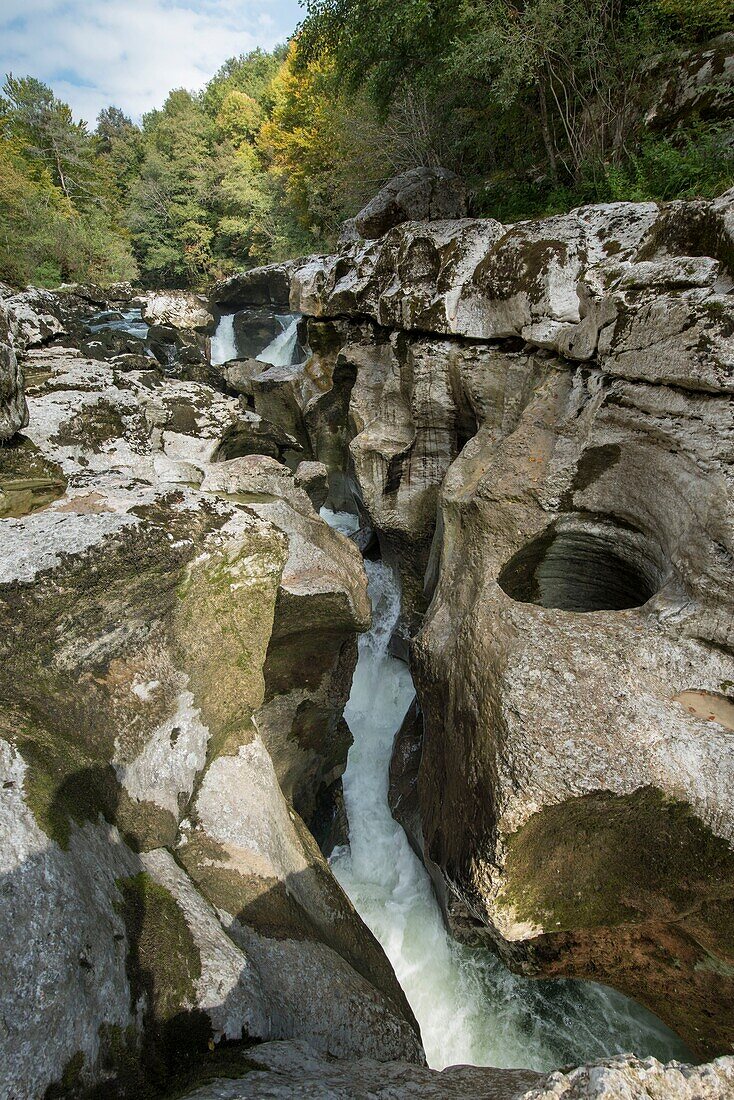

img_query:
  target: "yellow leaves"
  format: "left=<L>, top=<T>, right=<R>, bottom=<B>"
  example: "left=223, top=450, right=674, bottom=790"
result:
left=216, top=90, right=263, bottom=149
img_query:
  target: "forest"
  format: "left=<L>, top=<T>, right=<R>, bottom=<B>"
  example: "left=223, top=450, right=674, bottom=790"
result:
left=0, top=0, right=731, bottom=291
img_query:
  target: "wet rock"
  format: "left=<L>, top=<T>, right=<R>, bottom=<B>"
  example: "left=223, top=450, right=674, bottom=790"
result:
left=0, top=436, right=66, bottom=517
left=212, top=263, right=297, bottom=310
left=233, top=307, right=284, bottom=358
left=354, top=167, right=468, bottom=240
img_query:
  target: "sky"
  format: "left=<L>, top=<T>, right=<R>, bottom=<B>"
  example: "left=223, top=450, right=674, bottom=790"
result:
left=0, top=0, right=304, bottom=126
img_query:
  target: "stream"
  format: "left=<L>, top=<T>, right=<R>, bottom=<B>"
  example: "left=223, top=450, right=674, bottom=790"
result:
left=321, top=530, right=690, bottom=1072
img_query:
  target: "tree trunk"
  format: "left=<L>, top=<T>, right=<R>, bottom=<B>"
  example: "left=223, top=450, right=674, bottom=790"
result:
left=538, top=76, right=559, bottom=183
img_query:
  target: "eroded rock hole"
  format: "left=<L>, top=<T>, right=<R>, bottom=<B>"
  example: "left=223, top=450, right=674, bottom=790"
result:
left=498, top=519, right=663, bottom=613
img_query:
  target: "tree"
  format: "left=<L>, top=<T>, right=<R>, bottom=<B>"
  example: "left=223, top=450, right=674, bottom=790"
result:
left=127, top=90, right=215, bottom=285
left=0, top=75, right=97, bottom=203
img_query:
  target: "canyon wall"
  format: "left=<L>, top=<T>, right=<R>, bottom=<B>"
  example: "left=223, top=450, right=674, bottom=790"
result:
left=212, top=187, right=734, bottom=1059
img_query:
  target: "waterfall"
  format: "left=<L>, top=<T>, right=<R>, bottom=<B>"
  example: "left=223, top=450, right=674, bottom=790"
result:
left=210, top=313, right=238, bottom=366
left=257, top=315, right=300, bottom=367
left=323, top=524, right=690, bottom=1072
left=210, top=311, right=300, bottom=368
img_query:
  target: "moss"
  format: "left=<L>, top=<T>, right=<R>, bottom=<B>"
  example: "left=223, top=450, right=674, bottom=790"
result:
left=9, top=710, right=122, bottom=849
left=96, top=1022, right=142, bottom=1088
left=116, top=872, right=201, bottom=1018
left=44, top=1050, right=86, bottom=1098
left=500, top=786, right=734, bottom=933
left=116, top=871, right=212, bottom=1090
left=115, top=790, right=180, bottom=853
left=51, top=401, right=129, bottom=453
left=172, top=527, right=286, bottom=746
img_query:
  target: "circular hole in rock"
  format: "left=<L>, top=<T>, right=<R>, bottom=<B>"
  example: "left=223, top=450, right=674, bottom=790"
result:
left=498, top=518, right=663, bottom=613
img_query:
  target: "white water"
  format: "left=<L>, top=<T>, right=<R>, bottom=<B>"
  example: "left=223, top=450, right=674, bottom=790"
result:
left=257, top=315, right=300, bottom=367
left=326, top=531, right=690, bottom=1072
left=210, top=312, right=237, bottom=365
left=210, top=310, right=300, bottom=367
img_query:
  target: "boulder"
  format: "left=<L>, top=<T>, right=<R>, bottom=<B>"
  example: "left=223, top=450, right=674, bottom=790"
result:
left=233, top=307, right=284, bottom=358
left=294, top=461, right=329, bottom=511
left=0, top=303, right=28, bottom=441
left=212, top=263, right=297, bottom=310
left=222, top=356, right=270, bottom=399
left=2, top=287, right=66, bottom=350
left=141, top=290, right=215, bottom=333
left=354, top=167, right=468, bottom=240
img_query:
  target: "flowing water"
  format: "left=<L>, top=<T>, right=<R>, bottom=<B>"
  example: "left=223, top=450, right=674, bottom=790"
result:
left=210, top=311, right=300, bottom=366
left=210, top=312, right=238, bottom=365
left=323, top=527, right=691, bottom=1072
left=87, top=308, right=148, bottom=340
left=256, top=316, right=300, bottom=366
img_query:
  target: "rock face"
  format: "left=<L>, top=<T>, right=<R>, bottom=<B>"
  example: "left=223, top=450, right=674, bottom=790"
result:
left=354, top=167, right=468, bottom=240
left=0, top=343, right=420, bottom=1097
left=264, top=189, right=734, bottom=1057
left=0, top=303, right=28, bottom=441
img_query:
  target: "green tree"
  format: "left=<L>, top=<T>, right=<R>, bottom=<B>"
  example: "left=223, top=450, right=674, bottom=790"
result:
left=127, top=90, right=215, bottom=285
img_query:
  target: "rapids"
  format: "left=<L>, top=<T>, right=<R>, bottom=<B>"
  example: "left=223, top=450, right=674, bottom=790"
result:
left=326, top=537, right=690, bottom=1072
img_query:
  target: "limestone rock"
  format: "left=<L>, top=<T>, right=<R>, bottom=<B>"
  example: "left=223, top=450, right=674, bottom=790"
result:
left=290, top=193, right=734, bottom=393
left=179, top=1043, right=734, bottom=1099
left=213, top=263, right=297, bottom=310
left=0, top=303, right=28, bottom=441
left=411, top=358, right=734, bottom=1058
left=233, top=307, right=284, bottom=358
left=2, top=286, right=66, bottom=350
left=223, top=356, right=272, bottom=399
left=354, top=167, right=468, bottom=240
left=0, top=341, right=421, bottom=1095
left=141, top=290, right=215, bottom=333
left=294, top=461, right=329, bottom=511
left=646, top=33, right=734, bottom=131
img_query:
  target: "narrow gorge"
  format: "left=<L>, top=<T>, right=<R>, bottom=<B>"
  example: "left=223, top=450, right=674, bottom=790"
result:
left=1, top=169, right=734, bottom=1099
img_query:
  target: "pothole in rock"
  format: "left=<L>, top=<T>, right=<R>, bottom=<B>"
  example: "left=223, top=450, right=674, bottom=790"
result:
left=498, top=517, right=664, bottom=613
left=674, top=690, right=734, bottom=733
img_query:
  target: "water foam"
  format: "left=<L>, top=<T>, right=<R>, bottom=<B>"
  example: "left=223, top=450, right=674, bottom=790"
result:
left=328, top=546, right=690, bottom=1071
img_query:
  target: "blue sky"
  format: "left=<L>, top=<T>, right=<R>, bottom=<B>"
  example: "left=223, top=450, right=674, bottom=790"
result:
left=0, top=0, right=304, bottom=125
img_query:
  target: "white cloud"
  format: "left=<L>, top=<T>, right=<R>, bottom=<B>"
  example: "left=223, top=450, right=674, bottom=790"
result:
left=0, top=0, right=302, bottom=125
